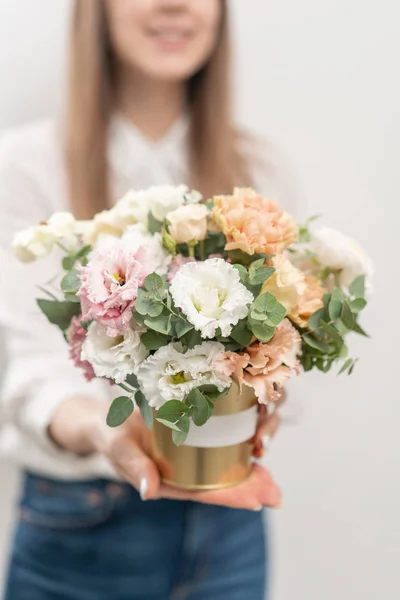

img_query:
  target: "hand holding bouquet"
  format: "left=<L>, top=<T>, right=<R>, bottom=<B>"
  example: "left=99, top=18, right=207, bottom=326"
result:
left=13, top=185, right=372, bottom=490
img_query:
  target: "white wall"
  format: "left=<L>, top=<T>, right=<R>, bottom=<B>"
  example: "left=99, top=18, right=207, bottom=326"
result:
left=0, top=1, right=399, bottom=599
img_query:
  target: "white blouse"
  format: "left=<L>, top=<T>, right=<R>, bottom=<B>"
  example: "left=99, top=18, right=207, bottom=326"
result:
left=0, top=116, right=295, bottom=480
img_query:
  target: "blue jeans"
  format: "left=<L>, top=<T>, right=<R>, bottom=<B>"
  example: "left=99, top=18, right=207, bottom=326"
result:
left=4, top=473, right=267, bottom=600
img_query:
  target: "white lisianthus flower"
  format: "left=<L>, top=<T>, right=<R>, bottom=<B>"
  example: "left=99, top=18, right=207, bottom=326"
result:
left=12, top=212, right=79, bottom=262
left=87, top=192, right=147, bottom=243
left=311, top=227, right=373, bottom=292
left=145, top=184, right=189, bottom=222
left=81, top=321, right=149, bottom=384
left=46, top=212, right=80, bottom=251
left=12, top=225, right=57, bottom=262
left=136, top=342, right=231, bottom=409
left=170, top=258, right=254, bottom=338
left=95, top=223, right=172, bottom=275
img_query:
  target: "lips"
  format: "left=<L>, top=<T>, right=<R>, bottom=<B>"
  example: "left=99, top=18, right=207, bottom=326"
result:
left=147, top=27, right=194, bottom=43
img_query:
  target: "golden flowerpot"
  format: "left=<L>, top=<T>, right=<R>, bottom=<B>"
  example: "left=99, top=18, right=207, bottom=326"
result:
left=150, top=383, right=258, bottom=490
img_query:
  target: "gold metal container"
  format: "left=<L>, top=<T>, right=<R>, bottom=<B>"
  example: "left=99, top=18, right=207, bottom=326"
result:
left=150, top=384, right=258, bottom=490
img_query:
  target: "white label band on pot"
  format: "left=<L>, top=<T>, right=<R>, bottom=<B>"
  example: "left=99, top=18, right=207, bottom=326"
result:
left=184, top=405, right=259, bottom=449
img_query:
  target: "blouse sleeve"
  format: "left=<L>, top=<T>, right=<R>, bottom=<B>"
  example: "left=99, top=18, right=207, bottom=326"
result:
left=0, top=132, right=111, bottom=459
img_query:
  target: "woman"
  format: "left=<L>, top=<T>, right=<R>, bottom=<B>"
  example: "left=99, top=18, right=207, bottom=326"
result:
left=0, top=1, right=288, bottom=598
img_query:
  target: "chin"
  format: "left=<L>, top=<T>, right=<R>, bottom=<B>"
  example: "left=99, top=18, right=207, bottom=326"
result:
left=140, top=56, right=207, bottom=83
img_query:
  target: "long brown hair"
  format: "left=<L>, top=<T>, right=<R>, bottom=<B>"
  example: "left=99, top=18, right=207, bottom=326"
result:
left=64, top=0, right=251, bottom=219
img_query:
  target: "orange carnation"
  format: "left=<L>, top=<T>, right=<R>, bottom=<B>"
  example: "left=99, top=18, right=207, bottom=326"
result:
left=212, top=188, right=298, bottom=256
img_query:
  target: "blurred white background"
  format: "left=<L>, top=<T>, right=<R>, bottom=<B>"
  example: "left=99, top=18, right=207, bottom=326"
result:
left=0, top=1, right=399, bottom=599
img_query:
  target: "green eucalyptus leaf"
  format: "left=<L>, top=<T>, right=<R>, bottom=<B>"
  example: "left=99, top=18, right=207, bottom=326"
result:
left=64, top=293, right=81, bottom=303
left=250, top=258, right=266, bottom=270
left=308, top=308, right=325, bottom=331
left=198, top=384, right=230, bottom=401
left=61, top=269, right=81, bottom=294
left=320, top=321, right=344, bottom=347
left=250, top=310, right=268, bottom=321
left=232, top=264, right=248, bottom=283
left=37, top=298, right=80, bottom=331
left=230, top=320, right=253, bottom=346
left=148, top=212, right=163, bottom=234
left=134, top=390, right=153, bottom=429
left=264, top=302, right=286, bottom=327
left=125, top=373, right=139, bottom=388
left=106, top=396, right=134, bottom=428
left=62, top=256, right=75, bottom=271
left=329, top=299, right=343, bottom=321
left=172, top=415, right=190, bottom=446
left=80, top=320, right=92, bottom=332
left=185, top=389, right=209, bottom=426
left=183, top=329, right=203, bottom=349
left=302, top=334, right=331, bottom=353
left=349, top=275, right=365, bottom=298
left=135, top=292, right=164, bottom=317
left=338, top=358, right=353, bottom=375
left=249, top=266, right=275, bottom=286
left=253, top=292, right=277, bottom=314
left=341, top=301, right=355, bottom=330
left=156, top=400, right=189, bottom=423
left=156, top=418, right=181, bottom=431
left=144, top=313, right=172, bottom=335
left=331, top=288, right=345, bottom=303
left=350, top=298, right=367, bottom=313
left=353, top=321, right=369, bottom=337
left=143, top=273, right=165, bottom=295
left=174, top=318, right=194, bottom=338
left=301, top=355, right=313, bottom=371
left=250, top=321, right=276, bottom=342
left=141, top=330, right=169, bottom=350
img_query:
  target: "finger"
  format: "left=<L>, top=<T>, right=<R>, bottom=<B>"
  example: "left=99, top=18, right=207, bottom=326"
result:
left=253, top=412, right=280, bottom=457
left=159, top=463, right=282, bottom=510
left=270, top=387, right=287, bottom=411
left=112, top=436, right=161, bottom=500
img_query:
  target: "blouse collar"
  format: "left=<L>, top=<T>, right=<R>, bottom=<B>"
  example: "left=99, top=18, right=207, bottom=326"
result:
left=107, top=112, right=190, bottom=188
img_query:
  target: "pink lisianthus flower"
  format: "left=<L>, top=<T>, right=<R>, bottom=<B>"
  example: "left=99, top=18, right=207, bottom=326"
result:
left=167, top=255, right=196, bottom=282
left=78, top=245, right=154, bottom=336
left=67, top=316, right=95, bottom=382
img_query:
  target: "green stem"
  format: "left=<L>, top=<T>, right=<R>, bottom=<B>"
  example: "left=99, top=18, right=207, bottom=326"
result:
left=199, top=240, right=205, bottom=261
left=188, top=243, right=195, bottom=258
left=56, top=241, right=73, bottom=255
left=161, top=300, right=186, bottom=321
left=118, top=382, right=135, bottom=395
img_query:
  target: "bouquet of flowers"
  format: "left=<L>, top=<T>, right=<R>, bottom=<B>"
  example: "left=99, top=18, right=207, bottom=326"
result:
left=13, top=186, right=372, bottom=488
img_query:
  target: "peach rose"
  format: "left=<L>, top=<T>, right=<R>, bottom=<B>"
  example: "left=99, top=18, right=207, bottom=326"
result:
left=167, top=204, right=208, bottom=244
left=262, top=255, right=307, bottom=312
left=212, top=188, right=298, bottom=256
left=289, top=275, right=325, bottom=328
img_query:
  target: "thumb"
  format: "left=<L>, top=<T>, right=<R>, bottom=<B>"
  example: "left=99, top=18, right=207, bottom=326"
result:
left=116, top=436, right=161, bottom=500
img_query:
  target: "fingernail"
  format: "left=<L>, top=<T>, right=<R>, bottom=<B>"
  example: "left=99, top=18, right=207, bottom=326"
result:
left=261, top=434, right=271, bottom=451
left=140, top=476, right=148, bottom=501
left=253, top=505, right=263, bottom=511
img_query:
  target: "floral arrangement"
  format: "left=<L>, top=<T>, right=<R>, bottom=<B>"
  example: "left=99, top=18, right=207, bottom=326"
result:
left=13, top=186, right=372, bottom=445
